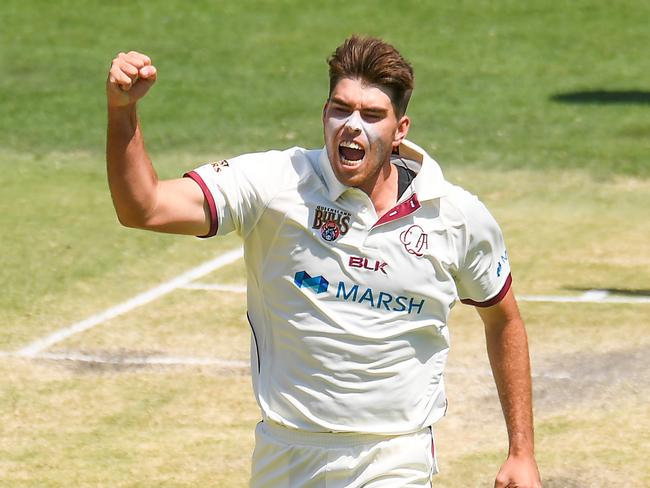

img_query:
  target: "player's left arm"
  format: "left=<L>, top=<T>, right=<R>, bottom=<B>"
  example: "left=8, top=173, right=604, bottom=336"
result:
left=476, top=288, right=542, bottom=488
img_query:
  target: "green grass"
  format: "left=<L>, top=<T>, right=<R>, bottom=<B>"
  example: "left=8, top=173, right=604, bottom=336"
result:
left=2, top=1, right=649, bottom=486
left=2, top=0, right=649, bottom=344
left=1, top=1, right=650, bottom=174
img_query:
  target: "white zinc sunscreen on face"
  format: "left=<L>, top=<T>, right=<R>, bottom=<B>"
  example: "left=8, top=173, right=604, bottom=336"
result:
left=326, top=110, right=381, bottom=145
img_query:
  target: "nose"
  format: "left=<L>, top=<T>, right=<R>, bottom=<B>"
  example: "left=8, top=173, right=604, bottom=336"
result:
left=343, top=125, right=361, bottom=137
left=343, top=111, right=363, bottom=133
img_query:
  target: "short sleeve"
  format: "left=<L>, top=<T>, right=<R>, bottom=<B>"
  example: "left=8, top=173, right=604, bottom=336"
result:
left=454, top=193, right=512, bottom=307
left=183, top=151, right=286, bottom=238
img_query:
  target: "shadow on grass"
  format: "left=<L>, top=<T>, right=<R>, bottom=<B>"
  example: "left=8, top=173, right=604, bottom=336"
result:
left=550, top=90, right=650, bottom=105
left=566, top=287, right=650, bottom=297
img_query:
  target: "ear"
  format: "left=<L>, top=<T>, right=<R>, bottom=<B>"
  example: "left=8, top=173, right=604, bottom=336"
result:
left=392, top=115, right=410, bottom=148
left=322, top=100, right=329, bottom=122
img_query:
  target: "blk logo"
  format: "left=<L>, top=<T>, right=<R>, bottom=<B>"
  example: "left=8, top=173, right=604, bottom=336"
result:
left=348, top=256, right=388, bottom=275
left=399, top=225, right=429, bottom=257
left=294, top=271, right=329, bottom=294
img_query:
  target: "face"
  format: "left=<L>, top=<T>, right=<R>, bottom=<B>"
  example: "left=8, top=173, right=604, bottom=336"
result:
left=323, top=77, right=410, bottom=194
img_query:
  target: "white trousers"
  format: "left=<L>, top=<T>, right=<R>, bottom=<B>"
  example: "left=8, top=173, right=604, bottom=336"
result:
left=250, top=421, right=438, bottom=488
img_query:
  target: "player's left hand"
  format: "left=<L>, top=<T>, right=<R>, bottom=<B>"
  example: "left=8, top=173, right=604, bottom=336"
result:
left=494, top=454, right=541, bottom=487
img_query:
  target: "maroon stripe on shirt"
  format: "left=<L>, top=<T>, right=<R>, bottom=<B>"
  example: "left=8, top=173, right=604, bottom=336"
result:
left=460, top=273, right=512, bottom=307
left=184, top=170, right=218, bottom=238
left=373, top=194, right=421, bottom=228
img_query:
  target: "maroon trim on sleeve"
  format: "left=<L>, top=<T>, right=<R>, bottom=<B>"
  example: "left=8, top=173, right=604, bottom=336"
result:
left=460, top=273, right=512, bottom=308
left=183, top=170, right=218, bottom=238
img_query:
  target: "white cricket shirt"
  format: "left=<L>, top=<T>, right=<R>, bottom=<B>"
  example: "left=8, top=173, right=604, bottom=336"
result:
left=185, top=140, right=511, bottom=435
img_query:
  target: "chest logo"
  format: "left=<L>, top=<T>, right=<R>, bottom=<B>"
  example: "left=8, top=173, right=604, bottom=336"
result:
left=348, top=256, right=388, bottom=275
left=312, top=205, right=351, bottom=242
left=400, top=225, right=429, bottom=257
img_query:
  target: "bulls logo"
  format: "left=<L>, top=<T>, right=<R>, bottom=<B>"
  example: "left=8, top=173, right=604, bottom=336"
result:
left=321, top=221, right=341, bottom=242
left=312, top=205, right=351, bottom=242
left=400, top=225, right=429, bottom=257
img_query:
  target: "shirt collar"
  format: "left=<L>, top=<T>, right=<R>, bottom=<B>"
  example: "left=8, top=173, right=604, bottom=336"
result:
left=394, top=139, right=447, bottom=201
left=317, top=139, right=446, bottom=202
left=318, top=147, right=349, bottom=201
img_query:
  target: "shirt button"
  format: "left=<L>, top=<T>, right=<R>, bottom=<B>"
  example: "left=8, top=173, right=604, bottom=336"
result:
left=361, top=206, right=368, bottom=213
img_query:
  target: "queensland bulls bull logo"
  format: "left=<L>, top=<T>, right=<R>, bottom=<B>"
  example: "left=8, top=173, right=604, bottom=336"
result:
left=320, top=221, right=341, bottom=241
left=312, top=205, right=351, bottom=242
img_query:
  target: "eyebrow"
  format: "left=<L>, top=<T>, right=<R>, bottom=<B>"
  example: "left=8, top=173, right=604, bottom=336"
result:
left=329, top=97, right=388, bottom=115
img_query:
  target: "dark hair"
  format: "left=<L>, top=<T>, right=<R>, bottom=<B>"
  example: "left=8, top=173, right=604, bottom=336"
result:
left=327, top=35, right=414, bottom=117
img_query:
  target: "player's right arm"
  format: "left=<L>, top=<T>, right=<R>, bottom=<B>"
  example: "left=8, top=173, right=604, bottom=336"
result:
left=106, top=51, right=210, bottom=236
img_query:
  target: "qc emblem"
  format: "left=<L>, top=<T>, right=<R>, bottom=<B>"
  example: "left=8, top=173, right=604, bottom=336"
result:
left=312, top=205, right=351, bottom=242
left=400, top=224, right=429, bottom=257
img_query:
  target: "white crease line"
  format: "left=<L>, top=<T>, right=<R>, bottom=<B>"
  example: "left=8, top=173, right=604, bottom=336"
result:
left=15, top=247, right=244, bottom=357
left=580, top=289, right=610, bottom=300
left=183, top=284, right=650, bottom=304
left=519, top=294, right=650, bottom=304
left=181, top=283, right=247, bottom=293
left=521, top=288, right=650, bottom=304
left=33, top=351, right=249, bottom=369
left=446, top=366, right=572, bottom=380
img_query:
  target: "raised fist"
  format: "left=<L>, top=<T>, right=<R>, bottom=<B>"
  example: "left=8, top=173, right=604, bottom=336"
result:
left=107, top=51, right=157, bottom=108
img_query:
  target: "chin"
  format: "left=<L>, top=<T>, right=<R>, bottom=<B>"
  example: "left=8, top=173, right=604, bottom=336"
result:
left=334, top=158, right=364, bottom=178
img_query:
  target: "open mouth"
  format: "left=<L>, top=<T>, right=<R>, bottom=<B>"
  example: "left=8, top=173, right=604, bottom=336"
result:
left=338, top=140, right=365, bottom=165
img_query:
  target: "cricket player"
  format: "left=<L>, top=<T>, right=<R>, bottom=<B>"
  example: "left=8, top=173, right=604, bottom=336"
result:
left=106, top=36, right=541, bottom=487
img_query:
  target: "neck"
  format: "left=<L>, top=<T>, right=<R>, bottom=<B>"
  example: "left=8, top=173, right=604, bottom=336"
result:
left=361, top=162, right=398, bottom=218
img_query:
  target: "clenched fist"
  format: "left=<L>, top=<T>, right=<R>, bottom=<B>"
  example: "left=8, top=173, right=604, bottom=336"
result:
left=107, top=51, right=157, bottom=108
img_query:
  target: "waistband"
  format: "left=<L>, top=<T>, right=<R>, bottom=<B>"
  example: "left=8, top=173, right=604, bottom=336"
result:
left=258, top=420, right=431, bottom=448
